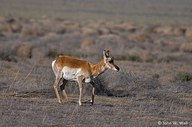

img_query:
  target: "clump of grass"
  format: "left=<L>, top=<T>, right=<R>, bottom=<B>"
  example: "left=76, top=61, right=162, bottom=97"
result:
left=66, top=52, right=97, bottom=58
left=48, top=50, right=63, bottom=57
left=157, top=57, right=170, bottom=63
left=168, top=56, right=182, bottom=62
left=66, top=52, right=80, bottom=58
left=48, top=50, right=96, bottom=58
left=153, top=74, right=160, bottom=79
left=8, top=56, right=18, bottom=62
left=1, top=64, right=11, bottom=68
left=145, top=58, right=153, bottom=62
left=114, top=55, right=140, bottom=61
left=174, top=73, right=192, bottom=82
left=128, top=55, right=140, bottom=61
left=55, top=17, right=64, bottom=22
left=1, top=55, right=18, bottom=62
left=114, top=56, right=129, bottom=60
left=88, top=53, right=97, bottom=57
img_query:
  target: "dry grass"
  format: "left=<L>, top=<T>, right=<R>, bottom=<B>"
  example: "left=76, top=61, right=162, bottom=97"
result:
left=0, top=13, right=192, bottom=126
left=0, top=57, right=192, bottom=126
left=180, top=43, right=192, bottom=52
left=81, top=39, right=94, bottom=48
left=0, top=1, right=192, bottom=126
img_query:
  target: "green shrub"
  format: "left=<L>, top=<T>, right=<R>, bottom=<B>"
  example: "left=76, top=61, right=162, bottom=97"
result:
left=4, top=56, right=18, bottom=62
left=128, top=55, right=139, bottom=61
left=48, top=50, right=63, bottom=57
left=174, top=73, right=192, bottom=82
left=88, top=53, right=97, bottom=57
left=55, top=18, right=64, bottom=22
left=114, top=55, right=140, bottom=61
left=67, top=52, right=96, bottom=58
left=66, top=52, right=80, bottom=58
left=145, top=58, right=153, bottom=62
left=157, top=58, right=169, bottom=63
left=2, top=64, right=11, bottom=68
left=153, top=74, right=160, bottom=79
left=9, top=56, right=18, bottom=62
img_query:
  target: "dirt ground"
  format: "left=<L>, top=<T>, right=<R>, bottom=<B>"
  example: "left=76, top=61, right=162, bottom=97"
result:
left=0, top=0, right=192, bottom=126
left=0, top=59, right=192, bottom=126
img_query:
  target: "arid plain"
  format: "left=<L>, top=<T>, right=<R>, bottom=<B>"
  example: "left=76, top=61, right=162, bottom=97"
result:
left=0, top=0, right=192, bottom=126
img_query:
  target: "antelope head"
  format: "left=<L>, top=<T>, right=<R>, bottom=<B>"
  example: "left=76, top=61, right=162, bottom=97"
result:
left=103, top=50, right=120, bottom=72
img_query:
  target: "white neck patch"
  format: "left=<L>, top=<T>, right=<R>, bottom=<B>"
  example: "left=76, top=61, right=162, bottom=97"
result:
left=101, top=66, right=105, bottom=72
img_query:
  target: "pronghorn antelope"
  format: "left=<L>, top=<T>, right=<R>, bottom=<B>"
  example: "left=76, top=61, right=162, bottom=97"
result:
left=52, top=50, right=120, bottom=105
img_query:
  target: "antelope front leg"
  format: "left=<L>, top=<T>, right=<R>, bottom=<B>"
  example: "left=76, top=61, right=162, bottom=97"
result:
left=90, top=82, right=95, bottom=105
left=77, top=76, right=83, bottom=106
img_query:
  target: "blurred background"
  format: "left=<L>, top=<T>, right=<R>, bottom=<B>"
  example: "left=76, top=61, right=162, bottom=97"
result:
left=0, top=0, right=192, bottom=26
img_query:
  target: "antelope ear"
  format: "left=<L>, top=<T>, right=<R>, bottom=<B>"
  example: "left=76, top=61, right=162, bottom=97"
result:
left=103, top=50, right=106, bottom=58
left=106, top=50, right=110, bottom=57
left=103, top=50, right=110, bottom=59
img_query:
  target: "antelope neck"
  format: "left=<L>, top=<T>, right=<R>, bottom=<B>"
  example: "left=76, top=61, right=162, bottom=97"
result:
left=90, top=58, right=108, bottom=78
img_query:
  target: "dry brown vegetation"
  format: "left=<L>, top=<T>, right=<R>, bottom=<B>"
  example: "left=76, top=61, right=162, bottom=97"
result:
left=0, top=17, right=192, bottom=127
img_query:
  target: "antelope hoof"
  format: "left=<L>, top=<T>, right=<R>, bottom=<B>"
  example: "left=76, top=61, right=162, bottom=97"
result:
left=79, top=101, right=82, bottom=106
left=59, top=99, right=62, bottom=104
left=90, top=100, right=94, bottom=105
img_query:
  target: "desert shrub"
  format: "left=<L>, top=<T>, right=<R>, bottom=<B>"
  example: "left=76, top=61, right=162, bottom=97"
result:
left=121, top=23, right=136, bottom=32
left=153, top=74, right=160, bottom=79
left=81, top=39, right=94, bottom=48
left=98, top=70, right=162, bottom=97
left=157, top=57, right=169, bottom=63
left=7, top=56, right=18, bottom=62
left=48, top=49, right=63, bottom=57
left=0, top=51, right=9, bottom=61
left=129, top=33, right=148, bottom=42
left=1, top=64, right=11, bottom=68
left=174, top=73, right=192, bottom=82
left=11, top=23, right=22, bottom=33
left=141, top=50, right=152, bottom=60
left=185, top=28, right=192, bottom=39
left=81, top=27, right=98, bottom=35
left=180, top=43, right=192, bottom=52
left=114, top=55, right=140, bottom=61
left=114, top=56, right=129, bottom=61
left=145, top=58, right=153, bottom=62
left=128, top=55, right=140, bottom=61
left=0, top=24, right=12, bottom=32
left=167, top=56, right=183, bottom=62
left=17, top=45, right=32, bottom=58
left=98, top=27, right=111, bottom=35
left=87, top=53, right=97, bottom=57
left=48, top=50, right=96, bottom=58
left=173, top=27, right=186, bottom=36
left=23, top=28, right=45, bottom=36
left=65, top=52, right=96, bottom=58
left=55, top=17, right=65, bottom=22
left=65, top=52, right=81, bottom=58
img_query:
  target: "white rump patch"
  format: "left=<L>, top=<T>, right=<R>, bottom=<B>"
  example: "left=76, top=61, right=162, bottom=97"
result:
left=62, top=67, right=81, bottom=80
left=52, top=60, right=56, bottom=70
